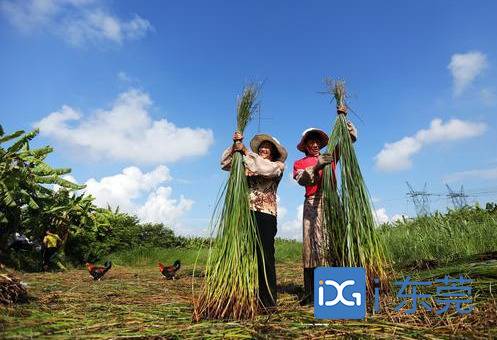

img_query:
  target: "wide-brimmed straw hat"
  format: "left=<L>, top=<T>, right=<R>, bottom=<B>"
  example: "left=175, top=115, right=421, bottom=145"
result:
left=250, top=134, right=288, bottom=162
left=296, top=128, right=329, bottom=152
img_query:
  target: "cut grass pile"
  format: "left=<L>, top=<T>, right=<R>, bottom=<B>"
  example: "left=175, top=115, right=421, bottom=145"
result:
left=0, top=274, right=28, bottom=305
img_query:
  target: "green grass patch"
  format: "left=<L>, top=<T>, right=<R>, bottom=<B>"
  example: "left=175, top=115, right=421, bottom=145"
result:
left=275, top=238, right=301, bottom=263
left=107, top=238, right=301, bottom=269
left=379, top=206, right=497, bottom=267
left=108, top=246, right=209, bottom=267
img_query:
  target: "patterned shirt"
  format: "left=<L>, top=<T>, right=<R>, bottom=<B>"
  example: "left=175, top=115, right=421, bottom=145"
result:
left=221, top=147, right=284, bottom=216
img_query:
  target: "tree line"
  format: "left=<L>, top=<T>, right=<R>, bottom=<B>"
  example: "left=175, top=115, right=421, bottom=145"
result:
left=0, top=124, right=206, bottom=271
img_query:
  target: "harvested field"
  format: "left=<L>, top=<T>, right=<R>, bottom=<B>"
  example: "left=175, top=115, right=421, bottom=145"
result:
left=1, top=259, right=496, bottom=339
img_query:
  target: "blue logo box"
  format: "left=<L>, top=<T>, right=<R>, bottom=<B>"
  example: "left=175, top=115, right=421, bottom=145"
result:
left=314, top=267, right=366, bottom=319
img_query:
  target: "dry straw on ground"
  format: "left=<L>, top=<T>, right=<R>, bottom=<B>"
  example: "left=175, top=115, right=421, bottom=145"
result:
left=2, top=263, right=496, bottom=338
left=0, top=273, right=28, bottom=305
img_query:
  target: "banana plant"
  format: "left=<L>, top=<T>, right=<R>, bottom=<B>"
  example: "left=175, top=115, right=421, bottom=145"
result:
left=0, top=124, right=84, bottom=253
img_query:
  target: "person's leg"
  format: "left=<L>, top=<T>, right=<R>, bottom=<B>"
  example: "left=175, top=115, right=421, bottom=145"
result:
left=42, top=248, right=49, bottom=271
left=43, top=248, right=56, bottom=270
left=302, top=267, right=316, bottom=305
left=255, top=211, right=277, bottom=308
left=302, top=197, right=316, bottom=305
left=264, top=213, right=277, bottom=306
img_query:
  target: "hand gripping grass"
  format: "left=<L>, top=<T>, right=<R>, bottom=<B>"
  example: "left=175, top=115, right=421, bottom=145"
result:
left=193, top=84, right=270, bottom=320
left=321, top=79, right=389, bottom=296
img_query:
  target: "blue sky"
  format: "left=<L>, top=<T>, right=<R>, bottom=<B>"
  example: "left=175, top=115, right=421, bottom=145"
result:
left=1, top=0, right=496, bottom=238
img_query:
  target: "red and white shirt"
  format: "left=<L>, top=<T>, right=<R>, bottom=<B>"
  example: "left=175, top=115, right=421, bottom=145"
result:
left=293, top=155, right=337, bottom=197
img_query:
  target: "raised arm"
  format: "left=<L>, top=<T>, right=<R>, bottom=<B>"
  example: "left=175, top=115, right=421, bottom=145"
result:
left=331, top=120, right=357, bottom=163
left=244, top=151, right=284, bottom=177
left=220, top=131, right=247, bottom=171
left=220, top=147, right=234, bottom=171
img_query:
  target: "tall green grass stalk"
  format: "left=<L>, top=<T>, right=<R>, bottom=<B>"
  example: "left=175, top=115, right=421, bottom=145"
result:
left=193, top=84, right=267, bottom=320
left=321, top=79, right=389, bottom=293
left=379, top=206, right=497, bottom=266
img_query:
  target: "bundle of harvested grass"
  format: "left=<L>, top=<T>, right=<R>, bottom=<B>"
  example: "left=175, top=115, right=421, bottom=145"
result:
left=321, top=79, right=389, bottom=294
left=193, top=84, right=265, bottom=320
left=0, top=273, right=28, bottom=304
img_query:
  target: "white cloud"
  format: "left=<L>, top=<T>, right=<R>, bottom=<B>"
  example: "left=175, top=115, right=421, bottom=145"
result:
left=278, top=204, right=408, bottom=237
left=276, top=195, right=287, bottom=221
left=279, top=204, right=408, bottom=236
left=480, top=88, right=497, bottom=106
left=53, top=174, right=78, bottom=192
left=375, top=118, right=486, bottom=172
left=374, top=207, right=408, bottom=225
left=373, top=208, right=389, bottom=225
left=84, top=165, right=171, bottom=210
left=82, top=165, right=193, bottom=233
left=278, top=206, right=287, bottom=221
left=117, top=71, right=133, bottom=83
left=278, top=204, right=303, bottom=240
left=35, top=89, right=214, bottom=164
left=444, top=166, right=497, bottom=183
left=138, top=187, right=194, bottom=227
left=391, top=214, right=408, bottom=223
left=448, top=51, right=488, bottom=96
left=375, top=136, right=421, bottom=172
left=0, top=0, right=152, bottom=46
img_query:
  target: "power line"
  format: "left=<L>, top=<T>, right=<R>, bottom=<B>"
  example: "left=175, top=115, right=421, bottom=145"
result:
left=406, top=182, right=431, bottom=216
left=256, top=106, right=273, bottom=133
left=445, top=184, right=468, bottom=209
left=377, top=188, right=497, bottom=203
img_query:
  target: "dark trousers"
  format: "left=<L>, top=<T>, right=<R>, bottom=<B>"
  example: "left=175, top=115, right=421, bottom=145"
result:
left=43, top=247, right=57, bottom=267
left=303, top=267, right=315, bottom=305
left=253, top=211, right=277, bottom=308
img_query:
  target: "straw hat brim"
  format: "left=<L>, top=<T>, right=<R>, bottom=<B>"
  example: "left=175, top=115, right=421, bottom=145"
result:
left=297, top=128, right=329, bottom=152
left=250, top=134, right=288, bottom=162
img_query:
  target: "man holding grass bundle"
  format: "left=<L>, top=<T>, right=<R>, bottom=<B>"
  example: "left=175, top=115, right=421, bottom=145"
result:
left=221, top=131, right=287, bottom=309
left=293, top=119, right=357, bottom=305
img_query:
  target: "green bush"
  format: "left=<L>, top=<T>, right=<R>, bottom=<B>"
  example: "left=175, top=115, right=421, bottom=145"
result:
left=64, top=211, right=191, bottom=264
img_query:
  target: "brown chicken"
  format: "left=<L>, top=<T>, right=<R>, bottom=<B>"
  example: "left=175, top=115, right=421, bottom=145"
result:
left=158, top=260, right=180, bottom=280
left=86, top=261, right=112, bottom=281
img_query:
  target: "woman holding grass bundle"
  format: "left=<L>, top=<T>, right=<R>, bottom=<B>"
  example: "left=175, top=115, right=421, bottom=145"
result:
left=293, top=119, right=357, bottom=305
left=221, top=131, right=287, bottom=309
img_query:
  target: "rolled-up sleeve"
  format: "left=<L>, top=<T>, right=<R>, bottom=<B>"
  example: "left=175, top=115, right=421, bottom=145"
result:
left=294, top=166, right=316, bottom=186
left=220, top=147, right=233, bottom=171
left=243, top=151, right=284, bottom=177
left=348, top=121, right=358, bottom=143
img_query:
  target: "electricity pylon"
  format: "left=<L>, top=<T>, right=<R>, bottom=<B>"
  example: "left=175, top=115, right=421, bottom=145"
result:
left=406, top=182, right=431, bottom=216
left=446, top=184, right=468, bottom=209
